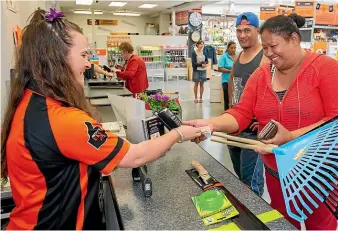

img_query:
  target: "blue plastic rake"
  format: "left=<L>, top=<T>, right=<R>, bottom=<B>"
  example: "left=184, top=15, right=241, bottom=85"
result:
left=212, top=120, right=338, bottom=222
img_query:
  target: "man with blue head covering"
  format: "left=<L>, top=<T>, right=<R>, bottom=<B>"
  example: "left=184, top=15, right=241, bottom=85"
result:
left=227, top=12, right=268, bottom=197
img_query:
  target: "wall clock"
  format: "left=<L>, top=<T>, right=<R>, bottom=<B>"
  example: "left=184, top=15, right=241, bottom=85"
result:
left=191, top=31, right=201, bottom=42
left=189, top=12, right=202, bottom=27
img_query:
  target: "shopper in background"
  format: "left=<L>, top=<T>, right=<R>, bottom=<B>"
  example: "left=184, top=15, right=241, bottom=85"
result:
left=191, top=40, right=209, bottom=103
left=227, top=12, right=267, bottom=196
left=1, top=8, right=202, bottom=230
left=218, top=41, right=236, bottom=110
left=84, top=62, right=114, bottom=79
left=185, top=13, right=338, bottom=230
left=111, top=42, right=149, bottom=97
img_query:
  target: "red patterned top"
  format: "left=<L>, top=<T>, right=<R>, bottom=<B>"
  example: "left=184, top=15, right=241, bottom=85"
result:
left=225, top=52, right=338, bottom=171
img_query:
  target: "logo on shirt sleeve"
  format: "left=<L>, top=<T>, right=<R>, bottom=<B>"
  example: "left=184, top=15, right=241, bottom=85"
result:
left=85, top=121, right=108, bottom=149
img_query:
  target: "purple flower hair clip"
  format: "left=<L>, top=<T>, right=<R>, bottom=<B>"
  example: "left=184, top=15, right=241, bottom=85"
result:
left=45, top=8, right=65, bottom=22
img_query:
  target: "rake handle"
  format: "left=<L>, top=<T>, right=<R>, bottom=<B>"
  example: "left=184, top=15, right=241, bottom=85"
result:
left=213, top=132, right=265, bottom=146
left=211, top=138, right=275, bottom=154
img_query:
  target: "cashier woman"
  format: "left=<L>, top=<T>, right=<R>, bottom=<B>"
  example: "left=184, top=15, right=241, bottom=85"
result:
left=1, top=9, right=202, bottom=230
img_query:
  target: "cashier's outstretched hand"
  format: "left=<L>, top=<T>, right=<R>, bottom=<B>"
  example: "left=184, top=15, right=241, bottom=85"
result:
left=183, top=119, right=214, bottom=143
left=176, top=125, right=203, bottom=142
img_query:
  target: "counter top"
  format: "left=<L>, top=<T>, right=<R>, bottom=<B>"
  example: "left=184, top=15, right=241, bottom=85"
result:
left=111, top=142, right=295, bottom=230
left=84, top=79, right=132, bottom=99
left=84, top=87, right=132, bottom=99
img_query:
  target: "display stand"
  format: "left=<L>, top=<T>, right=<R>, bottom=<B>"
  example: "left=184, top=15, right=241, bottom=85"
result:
left=138, top=46, right=164, bottom=82
left=163, top=46, right=188, bottom=82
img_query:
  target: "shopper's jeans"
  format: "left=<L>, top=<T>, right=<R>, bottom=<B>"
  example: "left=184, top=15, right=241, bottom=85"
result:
left=228, top=132, right=264, bottom=196
left=222, top=82, right=229, bottom=111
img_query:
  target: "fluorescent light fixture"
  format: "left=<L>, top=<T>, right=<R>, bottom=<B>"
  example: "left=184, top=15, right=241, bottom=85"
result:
left=138, top=4, right=158, bottom=8
left=113, top=12, right=140, bottom=16
left=76, top=0, right=93, bottom=5
left=109, top=1, right=127, bottom=7
left=74, top=10, right=103, bottom=14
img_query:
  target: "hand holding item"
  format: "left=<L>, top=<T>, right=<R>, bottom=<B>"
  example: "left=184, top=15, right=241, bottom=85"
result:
left=115, top=64, right=124, bottom=70
left=249, top=121, right=259, bottom=132
left=105, top=72, right=114, bottom=78
left=111, top=68, right=121, bottom=73
left=175, top=125, right=202, bottom=142
left=202, top=64, right=207, bottom=68
left=183, top=119, right=214, bottom=143
left=260, top=120, right=293, bottom=146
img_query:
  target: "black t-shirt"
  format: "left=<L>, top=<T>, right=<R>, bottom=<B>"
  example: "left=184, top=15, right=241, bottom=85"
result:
left=84, top=64, right=95, bottom=79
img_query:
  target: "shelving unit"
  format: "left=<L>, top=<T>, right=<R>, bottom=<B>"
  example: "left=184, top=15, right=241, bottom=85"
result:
left=163, top=46, right=188, bottom=81
left=138, top=46, right=164, bottom=82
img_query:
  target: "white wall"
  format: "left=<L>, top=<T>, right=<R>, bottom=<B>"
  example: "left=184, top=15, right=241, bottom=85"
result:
left=1, top=1, right=59, bottom=122
left=65, top=13, right=157, bottom=48
left=202, top=4, right=261, bottom=15
left=159, top=12, right=171, bottom=35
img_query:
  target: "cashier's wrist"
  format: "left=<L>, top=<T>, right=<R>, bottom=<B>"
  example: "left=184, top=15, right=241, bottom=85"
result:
left=174, top=128, right=184, bottom=143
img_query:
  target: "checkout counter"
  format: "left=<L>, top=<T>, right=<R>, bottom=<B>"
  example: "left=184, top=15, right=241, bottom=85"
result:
left=108, top=141, right=296, bottom=230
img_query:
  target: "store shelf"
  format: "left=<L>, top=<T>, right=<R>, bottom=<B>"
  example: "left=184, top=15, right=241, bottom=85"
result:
left=145, top=61, right=163, bottom=63
left=314, top=25, right=338, bottom=30
left=140, top=55, right=162, bottom=58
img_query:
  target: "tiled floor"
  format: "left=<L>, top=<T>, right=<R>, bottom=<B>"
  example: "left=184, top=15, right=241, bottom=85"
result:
left=98, top=79, right=271, bottom=204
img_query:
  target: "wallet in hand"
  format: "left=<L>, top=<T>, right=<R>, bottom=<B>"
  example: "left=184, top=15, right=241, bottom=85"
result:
left=258, top=120, right=278, bottom=140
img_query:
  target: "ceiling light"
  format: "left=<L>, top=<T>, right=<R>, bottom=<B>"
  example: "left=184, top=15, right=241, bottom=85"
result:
left=74, top=10, right=103, bottom=14
left=76, top=0, right=93, bottom=5
left=109, top=1, right=127, bottom=7
left=138, top=4, right=158, bottom=8
left=74, top=10, right=92, bottom=14
left=113, top=12, right=141, bottom=16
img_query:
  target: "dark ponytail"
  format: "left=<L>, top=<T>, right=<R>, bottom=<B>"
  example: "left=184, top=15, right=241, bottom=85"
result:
left=260, top=13, right=306, bottom=40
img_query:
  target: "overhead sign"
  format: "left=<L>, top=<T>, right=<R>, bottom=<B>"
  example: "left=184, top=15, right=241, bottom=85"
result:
left=87, top=19, right=118, bottom=26
left=176, top=11, right=189, bottom=26
left=295, top=1, right=314, bottom=17
left=260, top=7, right=277, bottom=20
left=315, top=3, right=336, bottom=26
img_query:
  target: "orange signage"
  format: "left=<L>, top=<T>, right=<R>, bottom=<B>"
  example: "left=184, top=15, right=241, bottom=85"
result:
left=313, top=41, right=327, bottom=54
left=335, top=4, right=338, bottom=25
left=277, top=5, right=294, bottom=16
left=315, top=3, right=335, bottom=25
left=295, top=1, right=314, bottom=17
left=260, top=7, right=277, bottom=20
left=94, top=49, right=106, bottom=56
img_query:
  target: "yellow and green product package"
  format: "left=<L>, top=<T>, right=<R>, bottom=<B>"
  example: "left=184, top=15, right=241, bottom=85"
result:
left=192, top=189, right=239, bottom=225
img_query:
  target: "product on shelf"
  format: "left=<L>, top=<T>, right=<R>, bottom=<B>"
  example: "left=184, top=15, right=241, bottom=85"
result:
left=163, top=46, right=188, bottom=68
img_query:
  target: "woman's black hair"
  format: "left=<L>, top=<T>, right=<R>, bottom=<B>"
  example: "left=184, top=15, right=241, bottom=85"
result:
left=260, top=13, right=306, bottom=40
left=227, top=41, right=236, bottom=51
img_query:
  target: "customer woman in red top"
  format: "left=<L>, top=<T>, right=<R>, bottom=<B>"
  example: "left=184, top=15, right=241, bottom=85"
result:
left=185, top=14, right=338, bottom=230
left=112, top=42, right=149, bottom=96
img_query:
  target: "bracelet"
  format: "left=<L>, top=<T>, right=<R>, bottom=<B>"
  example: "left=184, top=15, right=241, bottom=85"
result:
left=174, top=128, right=184, bottom=143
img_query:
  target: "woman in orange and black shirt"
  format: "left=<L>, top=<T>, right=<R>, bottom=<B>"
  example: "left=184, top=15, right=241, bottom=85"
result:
left=1, top=8, right=202, bottom=230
